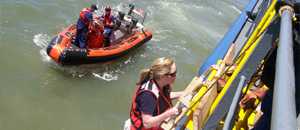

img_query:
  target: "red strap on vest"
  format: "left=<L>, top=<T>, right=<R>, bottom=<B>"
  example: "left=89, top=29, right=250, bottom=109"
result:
left=130, top=80, right=172, bottom=130
left=103, top=15, right=113, bottom=27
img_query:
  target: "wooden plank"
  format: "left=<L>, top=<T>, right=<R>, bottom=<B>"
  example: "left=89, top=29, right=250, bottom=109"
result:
left=161, top=76, right=205, bottom=130
left=193, top=83, right=218, bottom=130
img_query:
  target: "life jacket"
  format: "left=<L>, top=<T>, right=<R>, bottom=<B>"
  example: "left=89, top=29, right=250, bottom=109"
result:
left=87, top=23, right=104, bottom=48
left=103, top=14, right=114, bottom=28
left=79, top=8, right=92, bottom=26
left=130, top=80, right=172, bottom=130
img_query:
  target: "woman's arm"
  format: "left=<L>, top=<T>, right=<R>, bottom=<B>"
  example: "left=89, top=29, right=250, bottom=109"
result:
left=170, top=91, right=184, bottom=100
left=141, top=107, right=178, bottom=128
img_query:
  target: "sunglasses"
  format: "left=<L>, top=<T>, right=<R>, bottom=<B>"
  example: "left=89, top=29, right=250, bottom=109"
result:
left=166, top=70, right=177, bottom=77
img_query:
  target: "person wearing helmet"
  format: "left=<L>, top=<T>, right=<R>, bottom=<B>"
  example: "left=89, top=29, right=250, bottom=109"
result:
left=100, top=6, right=116, bottom=47
left=74, top=4, right=98, bottom=48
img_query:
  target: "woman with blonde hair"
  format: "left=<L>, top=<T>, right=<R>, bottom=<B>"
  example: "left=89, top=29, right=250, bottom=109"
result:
left=129, top=57, right=183, bottom=130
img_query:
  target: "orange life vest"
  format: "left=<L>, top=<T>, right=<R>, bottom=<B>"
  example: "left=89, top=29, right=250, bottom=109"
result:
left=87, top=23, right=104, bottom=48
left=130, top=80, right=172, bottom=130
left=79, top=8, right=92, bottom=26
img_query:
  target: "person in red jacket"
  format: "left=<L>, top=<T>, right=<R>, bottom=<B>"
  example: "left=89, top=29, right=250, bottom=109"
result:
left=129, top=57, right=184, bottom=130
left=74, top=4, right=98, bottom=48
left=100, top=6, right=116, bottom=47
left=86, top=19, right=104, bottom=49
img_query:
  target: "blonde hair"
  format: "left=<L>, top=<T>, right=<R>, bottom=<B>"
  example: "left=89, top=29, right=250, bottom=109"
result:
left=137, top=57, right=174, bottom=85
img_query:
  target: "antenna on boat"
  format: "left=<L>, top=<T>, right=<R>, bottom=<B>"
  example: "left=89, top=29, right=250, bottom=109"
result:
left=128, top=4, right=135, bottom=15
left=141, top=12, right=147, bottom=25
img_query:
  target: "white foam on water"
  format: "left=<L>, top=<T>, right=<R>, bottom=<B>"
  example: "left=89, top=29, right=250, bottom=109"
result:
left=33, top=33, right=56, bottom=64
left=230, top=5, right=242, bottom=13
left=217, top=11, right=223, bottom=16
left=33, top=33, right=50, bottom=49
left=124, top=57, right=132, bottom=65
left=39, top=49, right=52, bottom=62
left=92, top=72, right=118, bottom=82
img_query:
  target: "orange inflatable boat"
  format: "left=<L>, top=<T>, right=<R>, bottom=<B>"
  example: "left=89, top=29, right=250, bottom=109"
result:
left=47, top=6, right=152, bottom=65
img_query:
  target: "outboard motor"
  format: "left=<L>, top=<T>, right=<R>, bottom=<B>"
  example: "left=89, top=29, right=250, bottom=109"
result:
left=127, top=18, right=138, bottom=34
left=131, top=18, right=138, bottom=28
left=115, top=19, right=121, bottom=28
left=118, top=11, right=125, bottom=20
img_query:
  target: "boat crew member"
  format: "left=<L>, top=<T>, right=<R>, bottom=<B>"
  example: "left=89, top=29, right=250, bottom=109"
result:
left=239, top=40, right=300, bottom=130
left=86, top=17, right=104, bottom=49
left=75, top=4, right=98, bottom=48
left=129, top=57, right=183, bottom=130
left=101, top=6, right=116, bottom=47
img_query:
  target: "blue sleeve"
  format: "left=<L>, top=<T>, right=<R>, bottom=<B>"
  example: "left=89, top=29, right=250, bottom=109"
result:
left=112, top=16, right=116, bottom=21
left=85, top=12, right=93, bottom=22
left=76, top=19, right=85, bottom=30
left=136, top=91, right=156, bottom=115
